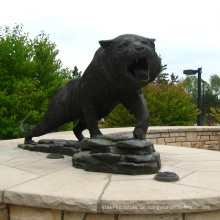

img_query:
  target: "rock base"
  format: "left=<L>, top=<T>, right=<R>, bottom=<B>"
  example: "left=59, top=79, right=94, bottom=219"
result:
left=73, top=134, right=161, bottom=175
left=18, top=139, right=80, bottom=156
left=18, top=134, right=161, bottom=175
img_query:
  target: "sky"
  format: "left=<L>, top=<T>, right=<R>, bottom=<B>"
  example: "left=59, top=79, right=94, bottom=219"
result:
left=1, top=0, right=220, bottom=82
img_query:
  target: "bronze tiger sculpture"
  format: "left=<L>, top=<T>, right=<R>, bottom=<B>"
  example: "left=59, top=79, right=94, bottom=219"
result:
left=20, top=34, right=161, bottom=143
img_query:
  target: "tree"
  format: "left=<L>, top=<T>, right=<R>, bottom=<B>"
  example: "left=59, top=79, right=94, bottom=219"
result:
left=210, top=74, right=220, bottom=98
left=0, top=24, right=76, bottom=139
left=170, top=73, right=179, bottom=83
left=182, top=75, right=198, bottom=104
left=101, top=82, right=199, bottom=128
left=155, top=59, right=178, bottom=84
left=72, top=66, right=82, bottom=79
left=182, top=75, right=220, bottom=125
left=209, top=107, right=220, bottom=125
left=155, top=61, right=169, bottom=84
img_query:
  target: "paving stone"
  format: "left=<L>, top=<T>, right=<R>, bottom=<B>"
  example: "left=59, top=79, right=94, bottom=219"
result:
left=4, top=167, right=109, bottom=213
left=1, top=155, right=46, bottom=167
left=155, top=144, right=202, bottom=154
left=0, top=155, right=14, bottom=162
left=176, top=171, right=220, bottom=191
left=0, top=164, right=39, bottom=195
left=15, top=160, right=71, bottom=175
left=175, top=161, right=220, bottom=172
left=101, top=179, right=220, bottom=214
left=171, top=151, right=220, bottom=161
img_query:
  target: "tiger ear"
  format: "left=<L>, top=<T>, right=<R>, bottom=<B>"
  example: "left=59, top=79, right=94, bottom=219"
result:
left=149, top=38, right=156, bottom=43
left=99, top=40, right=112, bottom=48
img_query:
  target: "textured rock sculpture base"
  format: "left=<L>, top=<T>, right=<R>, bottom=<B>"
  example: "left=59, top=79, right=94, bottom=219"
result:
left=18, top=134, right=161, bottom=175
left=74, top=134, right=161, bottom=175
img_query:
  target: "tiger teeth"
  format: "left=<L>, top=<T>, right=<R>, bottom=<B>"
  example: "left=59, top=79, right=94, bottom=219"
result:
left=135, top=69, right=147, bottom=75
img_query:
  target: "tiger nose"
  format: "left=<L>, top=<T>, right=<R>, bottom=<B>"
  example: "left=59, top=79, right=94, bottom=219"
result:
left=134, top=42, right=144, bottom=51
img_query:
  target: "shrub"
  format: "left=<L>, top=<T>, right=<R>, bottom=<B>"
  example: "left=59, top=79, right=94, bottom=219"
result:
left=209, top=107, right=220, bottom=125
left=0, top=24, right=73, bottom=139
left=101, top=83, right=199, bottom=128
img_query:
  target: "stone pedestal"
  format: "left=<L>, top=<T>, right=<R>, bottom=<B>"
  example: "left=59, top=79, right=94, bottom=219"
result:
left=18, top=134, right=161, bottom=175
left=73, top=134, right=161, bottom=175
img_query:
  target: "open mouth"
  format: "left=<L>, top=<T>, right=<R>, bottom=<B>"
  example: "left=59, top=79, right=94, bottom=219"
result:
left=127, top=56, right=149, bottom=81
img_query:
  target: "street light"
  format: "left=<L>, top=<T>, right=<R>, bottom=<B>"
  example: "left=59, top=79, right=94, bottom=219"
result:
left=183, top=67, right=202, bottom=126
left=202, top=80, right=205, bottom=119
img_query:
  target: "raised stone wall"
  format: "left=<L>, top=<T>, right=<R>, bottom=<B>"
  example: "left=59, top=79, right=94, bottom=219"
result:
left=1, top=126, right=220, bottom=220
left=0, top=203, right=8, bottom=220
left=1, top=204, right=220, bottom=220
left=146, top=126, right=220, bottom=150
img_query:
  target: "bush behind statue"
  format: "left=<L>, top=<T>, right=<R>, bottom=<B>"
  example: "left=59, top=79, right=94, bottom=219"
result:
left=101, top=82, right=199, bottom=127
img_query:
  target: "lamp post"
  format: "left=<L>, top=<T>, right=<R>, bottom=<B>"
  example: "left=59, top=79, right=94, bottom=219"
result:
left=183, top=67, right=202, bottom=126
left=202, top=80, right=205, bottom=119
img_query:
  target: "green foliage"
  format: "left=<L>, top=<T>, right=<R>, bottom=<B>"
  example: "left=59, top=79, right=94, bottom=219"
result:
left=209, top=107, right=220, bottom=125
left=0, top=24, right=74, bottom=140
left=72, top=66, right=82, bottom=79
left=182, top=75, right=220, bottom=125
left=210, top=74, right=220, bottom=97
left=100, top=104, right=136, bottom=128
left=182, top=75, right=198, bottom=104
left=102, top=83, right=199, bottom=128
left=144, top=83, right=199, bottom=126
left=170, top=73, right=179, bottom=83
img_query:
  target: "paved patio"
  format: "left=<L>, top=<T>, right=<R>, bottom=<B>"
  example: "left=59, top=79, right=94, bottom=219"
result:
left=0, top=127, right=220, bottom=218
